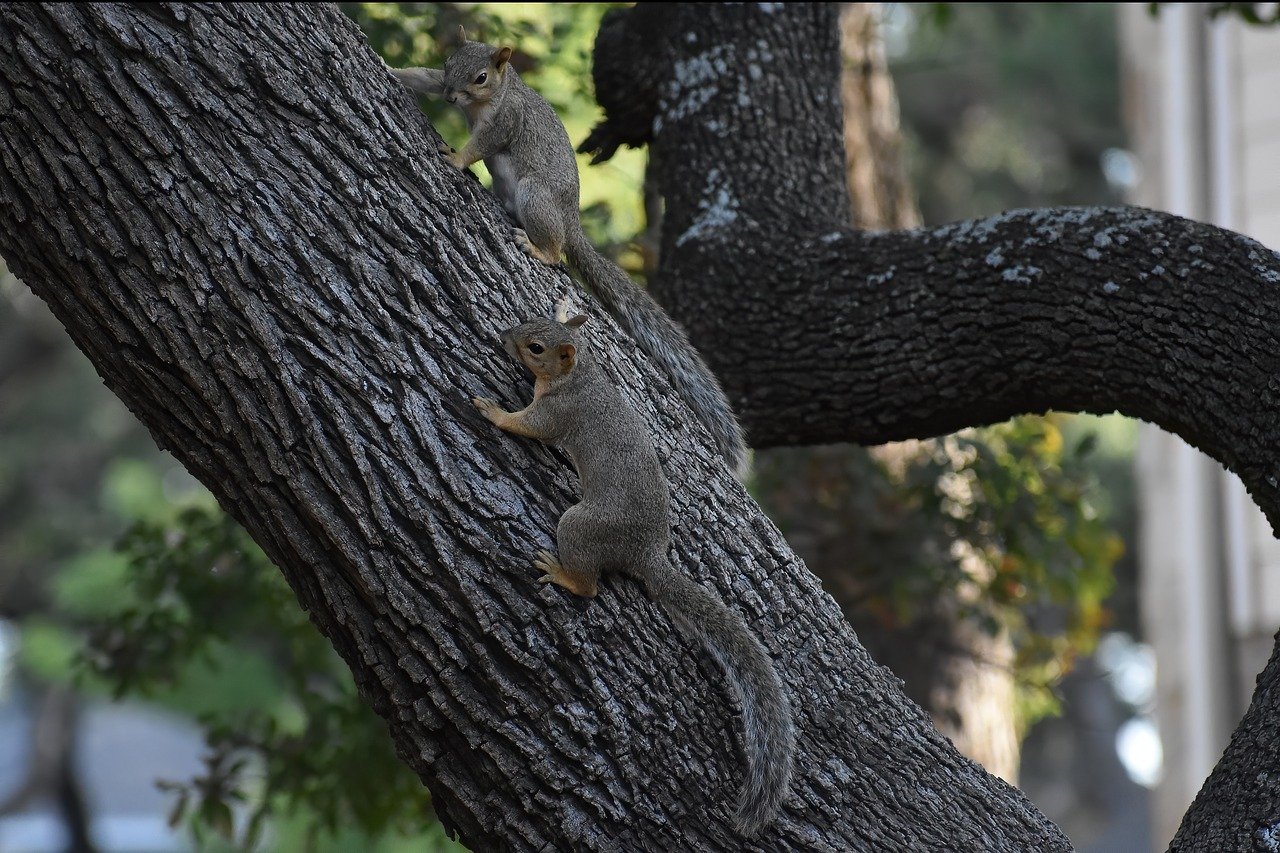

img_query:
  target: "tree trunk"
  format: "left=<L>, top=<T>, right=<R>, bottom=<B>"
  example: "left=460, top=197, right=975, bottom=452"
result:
left=0, top=4, right=1068, bottom=850
left=837, top=3, right=919, bottom=233
left=5, top=2, right=1279, bottom=850
left=1169, top=628, right=1280, bottom=851
left=583, top=4, right=1280, bottom=850
left=755, top=3, right=1019, bottom=784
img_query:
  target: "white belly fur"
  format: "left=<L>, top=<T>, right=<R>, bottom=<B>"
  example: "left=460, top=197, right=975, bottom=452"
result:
left=487, top=154, right=520, bottom=218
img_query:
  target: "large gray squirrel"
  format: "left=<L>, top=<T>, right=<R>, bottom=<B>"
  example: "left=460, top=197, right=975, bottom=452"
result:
left=389, top=28, right=749, bottom=477
left=472, top=310, right=795, bottom=836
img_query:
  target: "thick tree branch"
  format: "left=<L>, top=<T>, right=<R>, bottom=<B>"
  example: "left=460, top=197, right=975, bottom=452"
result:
left=590, top=4, right=1280, bottom=849
left=716, top=209, right=1280, bottom=529
left=1170, top=628, right=1280, bottom=851
left=0, top=4, right=1069, bottom=851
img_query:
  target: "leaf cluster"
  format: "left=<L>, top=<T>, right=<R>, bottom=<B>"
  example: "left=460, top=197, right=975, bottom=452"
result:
left=75, top=508, right=452, bottom=850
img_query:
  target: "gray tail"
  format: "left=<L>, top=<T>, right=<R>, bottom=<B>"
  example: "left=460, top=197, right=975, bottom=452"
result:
left=643, top=560, right=795, bottom=837
left=564, top=228, right=748, bottom=477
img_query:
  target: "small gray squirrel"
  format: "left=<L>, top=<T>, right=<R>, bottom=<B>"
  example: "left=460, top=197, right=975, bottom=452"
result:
left=390, top=28, right=749, bottom=478
left=473, top=309, right=795, bottom=836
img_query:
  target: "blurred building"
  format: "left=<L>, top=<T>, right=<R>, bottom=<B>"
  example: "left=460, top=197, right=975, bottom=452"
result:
left=1120, top=4, right=1280, bottom=847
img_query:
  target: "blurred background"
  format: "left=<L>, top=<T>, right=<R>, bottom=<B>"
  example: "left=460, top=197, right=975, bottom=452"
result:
left=0, top=3, right=1276, bottom=850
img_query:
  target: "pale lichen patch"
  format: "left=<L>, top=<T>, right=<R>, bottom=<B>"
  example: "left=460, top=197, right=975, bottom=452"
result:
left=662, top=45, right=733, bottom=125
left=1002, top=265, right=1042, bottom=284
left=867, top=266, right=896, bottom=286
left=676, top=168, right=741, bottom=247
left=1257, top=822, right=1280, bottom=853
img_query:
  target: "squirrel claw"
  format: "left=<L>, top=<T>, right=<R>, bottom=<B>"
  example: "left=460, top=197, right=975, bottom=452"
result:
left=533, top=550, right=560, bottom=585
left=513, top=229, right=561, bottom=266
left=473, top=396, right=503, bottom=423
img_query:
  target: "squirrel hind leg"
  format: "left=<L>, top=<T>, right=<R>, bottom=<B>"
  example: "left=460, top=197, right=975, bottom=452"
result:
left=533, top=549, right=598, bottom=598
left=514, top=229, right=562, bottom=266
left=513, top=181, right=566, bottom=265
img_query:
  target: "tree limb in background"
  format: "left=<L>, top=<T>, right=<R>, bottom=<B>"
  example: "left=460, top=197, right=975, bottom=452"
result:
left=584, top=4, right=1280, bottom=849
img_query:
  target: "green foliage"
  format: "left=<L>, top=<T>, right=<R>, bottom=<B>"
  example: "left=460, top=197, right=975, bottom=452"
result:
left=1205, top=2, right=1280, bottom=24
left=34, top=7, right=642, bottom=842
left=1150, top=2, right=1280, bottom=25
left=343, top=3, right=645, bottom=254
left=878, top=3, right=1136, bottom=727
left=936, top=420, right=1120, bottom=724
left=755, top=416, right=1123, bottom=729
left=73, top=505, right=461, bottom=851
left=891, top=3, right=1125, bottom=222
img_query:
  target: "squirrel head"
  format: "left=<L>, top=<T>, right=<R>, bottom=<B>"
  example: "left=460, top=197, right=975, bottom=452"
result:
left=500, top=314, right=589, bottom=382
left=440, top=31, right=513, bottom=107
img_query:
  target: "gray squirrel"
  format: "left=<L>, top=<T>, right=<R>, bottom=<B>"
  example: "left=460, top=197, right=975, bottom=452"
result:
left=390, top=28, right=749, bottom=477
left=473, top=309, right=795, bottom=836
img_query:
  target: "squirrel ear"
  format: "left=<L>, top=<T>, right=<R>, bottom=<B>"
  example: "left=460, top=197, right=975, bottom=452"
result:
left=557, top=343, right=577, bottom=369
left=563, top=314, right=589, bottom=330
left=455, top=25, right=468, bottom=45
left=492, top=46, right=512, bottom=71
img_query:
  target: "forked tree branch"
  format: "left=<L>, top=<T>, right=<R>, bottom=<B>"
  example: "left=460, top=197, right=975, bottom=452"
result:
left=0, top=4, right=1070, bottom=851
left=586, top=5, right=1280, bottom=849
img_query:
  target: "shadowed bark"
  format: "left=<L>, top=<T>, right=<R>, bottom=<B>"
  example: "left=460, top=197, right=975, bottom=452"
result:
left=754, top=2, right=1019, bottom=785
left=0, top=3, right=1071, bottom=851
left=583, top=4, right=1280, bottom=850
left=1169, top=627, right=1280, bottom=851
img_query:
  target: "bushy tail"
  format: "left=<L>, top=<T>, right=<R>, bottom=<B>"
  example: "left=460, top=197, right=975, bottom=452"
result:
left=564, top=228, right=748, bottom=477
left=643, top=560, right=795, bottom=837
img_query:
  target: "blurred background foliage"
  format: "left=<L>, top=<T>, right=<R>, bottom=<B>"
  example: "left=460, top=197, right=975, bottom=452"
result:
left=0, top=3, right=1138, bottom=850
left=892, top=3, right=1127, bottom=221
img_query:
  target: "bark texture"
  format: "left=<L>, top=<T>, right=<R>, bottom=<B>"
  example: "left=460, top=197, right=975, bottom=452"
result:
left=756, top=2, right=1018, bottom=784
left=0, top=4, right=1070, bottom=851
left=1169, top=628, right=1280, bottom=852
left=583, top=4, right=1280, bottom=850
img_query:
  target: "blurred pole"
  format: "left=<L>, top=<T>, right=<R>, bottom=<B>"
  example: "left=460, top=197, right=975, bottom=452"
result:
left=1208, top=15, right=1255, bottom=645
left=1157, top=0, right=1235, bottom=815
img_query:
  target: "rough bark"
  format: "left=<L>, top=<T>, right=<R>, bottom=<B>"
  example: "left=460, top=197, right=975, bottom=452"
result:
left=588, top=6, right=1280, bottom=530
left=0, top=4, right=1070, bottom=852
left=755, top=3, right=1018, bottom=784
left=584, top=3, right=1280, bottom=849
left=1169, top=628, right=1280, bottom=851
left=756, top=443, right=1022, bottom=784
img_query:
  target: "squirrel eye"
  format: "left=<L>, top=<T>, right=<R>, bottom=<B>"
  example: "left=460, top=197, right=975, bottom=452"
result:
left=474, top=71, right=487, bottom=85
left=527, top=342, right=544, bottom=355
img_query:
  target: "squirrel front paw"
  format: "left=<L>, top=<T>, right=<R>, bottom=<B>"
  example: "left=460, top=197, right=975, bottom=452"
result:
left=554, top=295, right=582, bottom=324
left=473, top=396, right=505, bottom=424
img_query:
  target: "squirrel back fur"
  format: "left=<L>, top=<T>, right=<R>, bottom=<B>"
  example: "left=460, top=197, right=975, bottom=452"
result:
left=394, top=34, right=749, bottom=477
left=561, top=229, right=748, bottom=479
left=472, top=315, right=794, bottom=836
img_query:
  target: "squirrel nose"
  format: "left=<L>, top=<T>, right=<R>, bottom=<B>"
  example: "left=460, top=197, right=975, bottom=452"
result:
left=445, top=91, right=457, bottom=104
